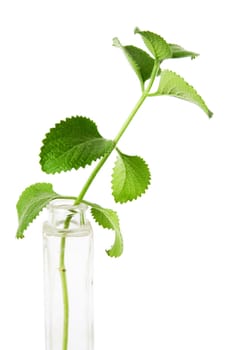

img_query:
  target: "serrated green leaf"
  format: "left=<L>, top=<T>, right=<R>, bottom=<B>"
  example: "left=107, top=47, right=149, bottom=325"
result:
left=112, top=150, right=151, bottom=203
left=169, top=43, right=199, bottom=59
left=113, top=37, right=154, bottom=87
left=89, top=204, right=123, bottom=257
left=134, top=27, right=171, bottom=61
left=156, top=70, right=213, bottom=117
left=16, top=183, right=59, bottom=238
left=40, top=116, right=114, bottom=174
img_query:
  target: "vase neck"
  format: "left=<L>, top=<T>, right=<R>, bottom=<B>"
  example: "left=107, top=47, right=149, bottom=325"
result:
left=44, top=199, right=91, bottom=237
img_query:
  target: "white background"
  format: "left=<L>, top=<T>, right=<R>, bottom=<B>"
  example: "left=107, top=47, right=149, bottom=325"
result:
left=0, top=0, right=232, bottom=349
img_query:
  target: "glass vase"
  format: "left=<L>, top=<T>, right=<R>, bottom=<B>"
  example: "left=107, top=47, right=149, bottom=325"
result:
left=43, top=199, right=94, bottom=350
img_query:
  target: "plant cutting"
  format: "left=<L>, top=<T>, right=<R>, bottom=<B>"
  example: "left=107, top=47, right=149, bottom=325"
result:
left=16, top=28, right=212, bottom=350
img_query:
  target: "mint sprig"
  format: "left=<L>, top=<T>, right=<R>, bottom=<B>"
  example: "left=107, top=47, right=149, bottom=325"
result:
left=16, top=28, right=213, bottom=253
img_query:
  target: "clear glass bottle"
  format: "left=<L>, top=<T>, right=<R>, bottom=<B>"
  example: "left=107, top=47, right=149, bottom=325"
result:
left=43, top=199, right=93, bottom=350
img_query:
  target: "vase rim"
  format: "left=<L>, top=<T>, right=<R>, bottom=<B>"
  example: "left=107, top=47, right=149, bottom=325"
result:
left=44, top=199, right=91, bottom=237
left=48, top=199, right=88, bottom=212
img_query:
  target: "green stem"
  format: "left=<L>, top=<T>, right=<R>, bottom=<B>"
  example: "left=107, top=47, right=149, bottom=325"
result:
left=59, top=238, right=69, bottom=350
left=59, top=215, right=72, bottom=350
left=60, top=61, right=159, bottom=350
left=75, top=61, right=159, bottom=204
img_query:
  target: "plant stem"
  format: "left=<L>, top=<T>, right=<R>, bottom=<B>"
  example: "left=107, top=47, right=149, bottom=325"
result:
left=59, top=237, right=69, bottom=350
left=59, top=215, right=72, bottom=350
left=59, top=61, right=159, bottom=350
left=75, top=61, right=159, bottom=204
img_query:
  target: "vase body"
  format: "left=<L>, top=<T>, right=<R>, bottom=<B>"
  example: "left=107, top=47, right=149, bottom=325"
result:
left=43, top=199, right=94, bottom=350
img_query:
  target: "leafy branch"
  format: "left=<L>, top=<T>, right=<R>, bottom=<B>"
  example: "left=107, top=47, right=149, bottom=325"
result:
left=16, top=28, right=212, bottom=257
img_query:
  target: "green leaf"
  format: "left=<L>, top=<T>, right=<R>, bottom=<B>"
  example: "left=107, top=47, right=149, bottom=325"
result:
left=89, top=204, right=123, bottom=257
left=16, top=183, right=59, bottom=238
left=169, top=43, right=199, bottom=59
left=156, top=70, right=213, bottom=118
left=112, top=150, right=151, bottom=203
left=40, top=116, right=114, bottom=174
left=134, top=27, right=171, bottom=61
left=113, top=37, right=154, bottom=87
